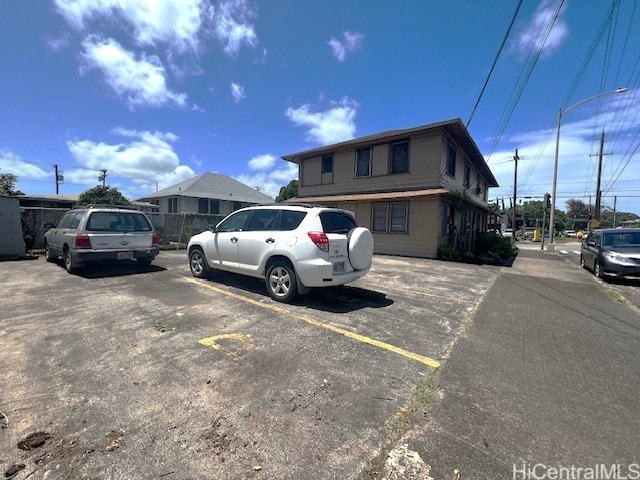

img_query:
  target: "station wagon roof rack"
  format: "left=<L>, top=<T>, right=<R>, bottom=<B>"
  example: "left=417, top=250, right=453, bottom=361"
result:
left=73, top=204, right=140, bottom=210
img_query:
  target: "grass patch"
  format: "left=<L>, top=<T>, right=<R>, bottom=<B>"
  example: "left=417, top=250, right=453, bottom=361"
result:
left=605, top=288, right=627, bottom=304
left=362, top=369, right=441, bottom=479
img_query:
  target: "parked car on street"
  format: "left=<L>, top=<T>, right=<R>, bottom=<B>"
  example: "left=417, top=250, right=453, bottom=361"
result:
left=580, top=228, right=640, bottom=279
left=564, top=230, right=577, bottom=238
left=44, top=205, right=159, bottom=273
left=187, top=205, right=374, bottom=302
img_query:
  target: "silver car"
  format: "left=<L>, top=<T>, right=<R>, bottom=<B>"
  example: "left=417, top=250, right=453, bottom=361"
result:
left=580, top=228, right=640, bottom=279
left=44, top=205, right=159, bottom=273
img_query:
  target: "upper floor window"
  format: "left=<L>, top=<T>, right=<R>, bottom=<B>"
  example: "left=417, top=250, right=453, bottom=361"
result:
left=390, top=140, right=409, bottom=174
left=322, top=155, right=333, bottom=174
left=447, top=145, right=456, bottom=177
left=355, top=147, right=372, bottom=178
left=464, top=164, right=471, bottom=187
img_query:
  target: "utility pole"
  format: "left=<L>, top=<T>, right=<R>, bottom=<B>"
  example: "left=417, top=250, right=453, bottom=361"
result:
left=613, top=196, right=617, bottom=228
left=98, top=169, right=107, bottom=187
left=594, top=131, right=604, bottom=224
left=512, top=149, right=519, bottom=240
left=54, top=164, right=64, bottom=194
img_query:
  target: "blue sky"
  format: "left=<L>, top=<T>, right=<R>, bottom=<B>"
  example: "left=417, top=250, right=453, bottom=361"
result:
left=1, top=0, right=639, bottom=213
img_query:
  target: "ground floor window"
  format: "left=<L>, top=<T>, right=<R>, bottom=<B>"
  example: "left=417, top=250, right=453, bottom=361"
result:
left=198, top=198, right=220, bottom=214
left=168, top=197, right=178, bottom=213
left=371, top=202, right=408, bottom=233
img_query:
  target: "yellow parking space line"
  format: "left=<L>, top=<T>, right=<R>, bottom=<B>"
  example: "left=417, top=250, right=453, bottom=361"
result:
left=185, top=277, right=440, bottom=369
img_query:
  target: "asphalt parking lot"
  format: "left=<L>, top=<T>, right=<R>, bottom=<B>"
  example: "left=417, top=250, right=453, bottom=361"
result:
left=0, top=251, right=498, bottom=479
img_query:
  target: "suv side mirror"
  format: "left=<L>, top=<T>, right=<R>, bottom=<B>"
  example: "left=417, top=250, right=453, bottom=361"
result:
left=44, top=222, right=55, bottom=230
left=208, top=225, right=218, bottom=233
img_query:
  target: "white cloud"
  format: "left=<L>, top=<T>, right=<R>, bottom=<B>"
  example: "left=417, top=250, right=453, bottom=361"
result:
left=0, top=151, right=50, bottom=180
left=47, top=34, right=70, bottom=51
left=286, top=97, right=358, bottom=145
left=65, top=127, right=195, bottom=191
left=235, top=161, right=297, bottom=198
left=514, top=0, right=568, bottom=58
left=54, top=0, right=215, bottom=52
left=81, top=37, right=189, bottom=109
left=328, top=31, right=364, bottom=62
left=255, top=48, right=268, bottom=65
left=248, top=154, right=276, bottom=170
left=230, top=82, right=246, bottom=103
left=214, top=0, right=258, bottom=56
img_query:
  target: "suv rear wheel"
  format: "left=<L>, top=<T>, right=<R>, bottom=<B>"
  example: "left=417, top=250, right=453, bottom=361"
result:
left=266, top=261, right=298, bottom=303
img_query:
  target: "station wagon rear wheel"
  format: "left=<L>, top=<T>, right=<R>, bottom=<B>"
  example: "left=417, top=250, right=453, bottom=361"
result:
left=266, top=262, right=298, bottom=303
left=189, top=248, right=210, bottom=278
left=63, top=249, right=77, bottom=274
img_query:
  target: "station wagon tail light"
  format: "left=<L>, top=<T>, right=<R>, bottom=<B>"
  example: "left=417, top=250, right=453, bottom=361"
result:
left=308, top=232, right=329, bottom=252
left=152, top=232, right=159, bottom=246
left=75, top=234, right=91, bottom=248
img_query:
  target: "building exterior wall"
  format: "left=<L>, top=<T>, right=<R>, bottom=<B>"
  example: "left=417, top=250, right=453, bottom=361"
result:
left=299, top=131, right=445, bottom=197
left=333, top=197, right=442, bottom=258
left=291, top=124, right=496, bottom=258
left=298, top=130, right=488, bottom=205
left=154, top=196, right=248, bottom=215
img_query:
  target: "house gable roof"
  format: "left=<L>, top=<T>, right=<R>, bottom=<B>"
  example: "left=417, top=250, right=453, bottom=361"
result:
left=282, top=118, right=498, bottom=187
left=138, top=172, right=274, bottom=203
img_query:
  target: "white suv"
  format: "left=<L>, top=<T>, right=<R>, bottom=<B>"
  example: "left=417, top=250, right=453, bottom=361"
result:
left=187, top=205, right=374, bottom=302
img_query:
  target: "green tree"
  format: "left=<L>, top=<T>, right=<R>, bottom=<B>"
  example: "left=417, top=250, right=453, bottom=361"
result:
left=77, top=186, right=131, bottom=206
left=0, top=173, right=24, bottom=196
left=276, top=179, right=298, bottom=202
left=599, top=209, right=639, bottom=229
left=565, top=198, right=589, bottom=220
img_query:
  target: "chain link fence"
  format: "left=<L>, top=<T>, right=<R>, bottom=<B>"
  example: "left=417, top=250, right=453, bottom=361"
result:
left=22, top=207, right=225, bottom=250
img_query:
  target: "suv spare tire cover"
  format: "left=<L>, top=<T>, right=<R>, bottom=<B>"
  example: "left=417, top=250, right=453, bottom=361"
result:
left=348, top=227, right=374, bottom=271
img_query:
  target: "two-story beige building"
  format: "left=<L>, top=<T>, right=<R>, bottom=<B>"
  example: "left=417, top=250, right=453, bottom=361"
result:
left=282, top=118, right=498, bottom=258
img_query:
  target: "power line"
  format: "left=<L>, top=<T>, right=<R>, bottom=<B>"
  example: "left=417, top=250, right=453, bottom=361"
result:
left=466, top=0, right=523, bottom=128
left=485, top=0, right=566, bottom=160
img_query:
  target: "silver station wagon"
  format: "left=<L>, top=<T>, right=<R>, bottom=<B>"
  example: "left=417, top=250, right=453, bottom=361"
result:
left=44, top=205, right=159, bottom=273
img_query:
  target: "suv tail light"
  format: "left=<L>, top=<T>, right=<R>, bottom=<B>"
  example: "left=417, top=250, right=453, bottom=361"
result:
left=152, top=232, right=159, bottom=246
left=75, top=234, right=91, bottom=248
left=308, top=232, right=329, bottom=252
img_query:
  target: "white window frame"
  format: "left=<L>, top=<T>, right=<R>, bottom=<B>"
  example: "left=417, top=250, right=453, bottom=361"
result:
left=355, top=147, right=372, bottom=178
left=371, top=201, right=408, bottom=233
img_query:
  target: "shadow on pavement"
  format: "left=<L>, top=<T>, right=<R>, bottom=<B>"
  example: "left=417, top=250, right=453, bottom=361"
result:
left=201, top=270, right=394, bottom=313
left=63, top=261, right=166, bottom=278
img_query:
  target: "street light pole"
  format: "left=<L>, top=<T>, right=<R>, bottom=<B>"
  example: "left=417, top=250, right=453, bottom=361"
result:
left=546, top=87, right=628, bottom=253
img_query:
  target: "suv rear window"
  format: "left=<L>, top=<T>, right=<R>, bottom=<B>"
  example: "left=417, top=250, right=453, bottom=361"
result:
left=319, top=211, right=357, bottom=234
left=86, top=212, right=152, bottom=232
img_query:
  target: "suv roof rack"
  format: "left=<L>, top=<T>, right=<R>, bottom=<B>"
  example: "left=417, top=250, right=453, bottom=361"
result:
left=73, top=204, right=140, bottom=210
left=256, top=202, right=324, bottom=208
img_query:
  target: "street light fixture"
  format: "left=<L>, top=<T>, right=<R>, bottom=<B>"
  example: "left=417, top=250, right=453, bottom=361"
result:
left=546, top=87, right=628, bottom=252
